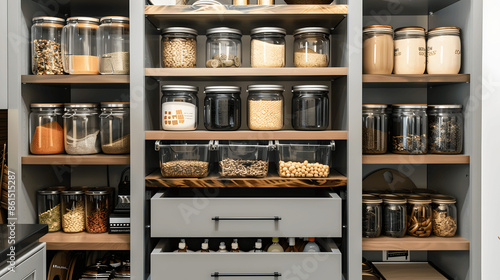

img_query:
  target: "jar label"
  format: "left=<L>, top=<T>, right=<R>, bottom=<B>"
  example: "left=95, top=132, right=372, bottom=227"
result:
left=162, top=102, right=196, bottom=130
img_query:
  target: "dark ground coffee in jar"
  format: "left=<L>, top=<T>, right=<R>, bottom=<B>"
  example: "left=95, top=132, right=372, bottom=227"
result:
left=363, top=104, right=389, bottom=154
left=362, top=195, right=382, bottom=238
left=428, top=105, right=463, bottom=154
left=383, top=196, right=407, bottom=238
left=204, top=86, right=241, bottom=131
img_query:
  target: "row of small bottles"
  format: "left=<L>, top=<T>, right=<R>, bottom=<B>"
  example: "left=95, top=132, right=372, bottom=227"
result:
left=175, top=238, right=321, bottom=253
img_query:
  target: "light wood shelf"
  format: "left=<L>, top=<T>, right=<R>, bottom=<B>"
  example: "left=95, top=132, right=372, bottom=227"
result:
left=363, top=235, right=470, bottom=251
left=146, top=130, right=348, bottom=140
left=374, top=263, right=449, bottom=280
left=364, top=0, right=459, bottom=15
left=363, top=74, right=470, bottom=87
left=21, top=75, right=130, bottom=84
left=362, top=154, right=470, bottom=165
left=39, top=232, right=130, bottom=250
left=22, top=154, right=130, bottom=165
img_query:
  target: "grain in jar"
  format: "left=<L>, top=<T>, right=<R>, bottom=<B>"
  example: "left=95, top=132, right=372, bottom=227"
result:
left=62, top=17, right=100, bottom=74
left=362, top=104, right=389, bottom=154
left=394, top=26, right=426, bottom=74
left=427, top=27, right=461, bottom=74
left=162, top=27, right=197, bottom=68
left=363, top=25, right=394, bottom=74
left=85, top=190, right=110, bottom=233
left=247, top=85, right=284, bottom=131
left=31, top=17, right=65, bottom=75
left=61, top=190, right=85, bottom=233
left=98, top=16, right=130, bottom=75
left=391, top=104, right=428, bottom=154
left=293, top=27, right=330, bottom=67
left=37, top=190, right=61, bottom=232
left=29, top=103, right=65, bottom=155
left=251, top=27, right=286, bottom=68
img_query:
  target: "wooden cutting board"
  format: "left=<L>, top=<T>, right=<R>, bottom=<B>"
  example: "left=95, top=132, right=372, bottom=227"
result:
left=374, top=263, right=448, bottom=280
left=363, top=168, right=417, bottom=192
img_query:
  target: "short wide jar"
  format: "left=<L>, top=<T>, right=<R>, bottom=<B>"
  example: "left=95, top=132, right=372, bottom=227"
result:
left=85, top=190, right=110, bottom=233
left=394, top=26, right=426, bottom=74
left=206, top=27, right=242, bottom=68
left=161, top=27, right=197, bottom=68
left=293, top=27, right=330, bottom=67
left=383, top=197, right=407, bottom=238
left=391, top=104, right=428, bottom=154
left=251, top=27, right=286, bottom=68
left=204, top=86, right=241, bottom=131
left=427, top=27, right=461, bottom=74
left=29, top=103, right=65, bottom=155
left=247, top=85, right=284, bottom=131
left=362, top=104, right=389, bottom=154
left=61, top=190, right=85, bottom=233
left=362, top=195, right=382, bottom=238
left=161, top=85, right=199, bottom=131
left=428, top=105, right=463, bottom=154
left=363, top=25, right=394, bottom=74
left=292, top=85, right=329, bottom=130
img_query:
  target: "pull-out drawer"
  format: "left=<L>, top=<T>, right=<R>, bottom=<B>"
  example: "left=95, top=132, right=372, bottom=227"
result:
left=151, top=191, right=342, bottom=238
left=151, top=239, right=341, bottom=280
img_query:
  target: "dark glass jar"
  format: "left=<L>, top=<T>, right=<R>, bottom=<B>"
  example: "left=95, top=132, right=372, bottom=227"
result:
left=161, top=85, right=199, bottom=131
left=37, top=190, right=61, bottom=232
left=362, top=195, right=382, bottom=238
left=204, top=86, right=241, bottom=131
left=391, top=104, right=428, bottom=154
left=428, top=105, right=463, bottom=154
left=292, top=85, right=329, bottom=130
left=363, top=104, right=389, bottom=154
left=383, top=197, right=407, bottom=238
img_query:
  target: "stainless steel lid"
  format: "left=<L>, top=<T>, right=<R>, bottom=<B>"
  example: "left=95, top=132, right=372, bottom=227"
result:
left=428, top=104, right=462, bottom=109
left=64, top=103, right=99, bottom=108
left=247, top=85, right=285, bottom=92
left=161, top=85, right=199, bottom=92
left=292, top=85, right=329, bottom=92
left=37, top=190, right=60, bottom=195
left=294, top=27, right=330, bottom=36
left=67, top=17, right=100, bottom=24
left=204, top=86, right=241, bottom=93
left=101, top=102, right=130, bottom=108
left=251, top=27, right=287, bottom=35
left=32, top=16, right=65, bottom=24
left=31, top=103, right=64, bottom=108
left=392, top=104, right=427, bottom=109
left=100, top=16, right=129, bottom=24
left=86, top=190, right=109, bottom=195
left=61, top=190, right=84, bottom=195
left=363, top=104, right=388, bottom=109
left=206, top=27, right=242, bottom=36
left=161, top=27, right=198, bottom=36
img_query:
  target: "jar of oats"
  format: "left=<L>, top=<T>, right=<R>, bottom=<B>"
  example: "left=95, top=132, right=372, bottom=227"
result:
left=251, top=27, right=286, bottom=68
left=61, top=190, right=85, bottom=233
left=247, top=85, right=284, bottom=130
left=293, top=27, right=330, bottom=67
left=161, top=27, right=197, bottom=68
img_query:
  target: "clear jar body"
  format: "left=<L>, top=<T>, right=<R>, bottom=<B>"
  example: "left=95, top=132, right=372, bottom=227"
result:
left=85, top=192, right=110, bottom=233
left=157, top=141, right=211, bottom=178
left=63, top=107, right=101, bottom=154
left=276, top=141, right=333, bottom=178
left=433, top=202, right=458, bottom=237
left=428, top=107, right=463, bottom=154
left=363, top=31, right=394, bottom=74
left=62, top=21, right=99, bottom=74
left=248, top=91, right=284, bottom=130
left=162, top=32, right=196, bottom=68
left=61, top=192, right=85, bottom=233
left=31, top=21, right=64, bottom=75
left=29, top=107, right=64, bottom=155
left=217, top=141, right=270, bottom=178
left=37, top=191, right=61, bottom=232
left=293, top=33, right=330, bottom=67
left=362, top=107, right=388, bottom=154
left=251, top=33, right=286, bottom=68
left=391, top=107, right=428, bottom=154
left=427, top=34, right=461, bottom=74
left=204, top=93, right=241, bottom=131
left=161, top=92, right=198, bottom=130
left=407, top=202, right=432, bottom=237
left=292, top=91, right=329, bottom=130
left=98, top=22, right=130, bottom=74
left=206, top=33, right=242, bottom=68
left=383, top=202, right=407, bottom=237
left=394, top=32, right=426, bottom=74
left=363, top=202, right=382, bottom=238
left=100, top=108, right=130, bottom=154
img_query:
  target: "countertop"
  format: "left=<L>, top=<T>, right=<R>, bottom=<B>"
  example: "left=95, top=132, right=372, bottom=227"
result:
left=0, top=224, right=48, bottom=263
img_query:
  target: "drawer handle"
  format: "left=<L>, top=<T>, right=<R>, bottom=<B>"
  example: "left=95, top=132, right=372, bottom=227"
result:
left=212, top=216, right=282, bottom=221
left=211, top=272, right=281, bottom=278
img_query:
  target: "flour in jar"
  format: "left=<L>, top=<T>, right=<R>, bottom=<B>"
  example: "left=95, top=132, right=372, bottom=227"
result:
left=162, top=101, right=197, bottom=130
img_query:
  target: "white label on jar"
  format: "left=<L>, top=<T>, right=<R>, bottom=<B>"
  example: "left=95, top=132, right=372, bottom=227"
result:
left=162, top=102, right=196, bottom=130
left=427, top=35, right=461, bottom=74
left=394, top=38, right=426, bottom=74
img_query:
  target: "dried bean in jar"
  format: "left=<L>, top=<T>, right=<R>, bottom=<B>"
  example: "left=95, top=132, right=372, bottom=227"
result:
left=161, top=160, right=209, bottom=178
left=278, top=160, right=329, bottom=178
left=219, top=158, right=268, bottom=178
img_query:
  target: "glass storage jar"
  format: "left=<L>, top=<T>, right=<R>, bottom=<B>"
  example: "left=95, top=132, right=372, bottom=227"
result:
left=204, top=86, right=241, bottom=131
left=155, top=141, right=212, bottom=178
left=205, top=27, right=242, bottom=68
left=293, top=27, right=330, bottom=67
left=362, top=195, right=382, bottom=238
left=62, top=17, right=100, bottom=74
left=383, top=197, right=407, bottom=238
left=31, top=17, right=65, bottom=75
left=37, top=190, right=61, bottom=232
left=394, top=26, right=426, bottom=74
left=98, top=16, right=130, bottom=75
left=276, top=140, right=335, bottom=178
left=216, top=141, right=272, bottom=178
left=362, top=104, right=389, bottom=154
left=85, top=190, right=110, bottom=233
left=292, top=85, right=329, bottom=130
left=407, top=197, right=432, bottom=237
left=99, top=102, right=130, bottom=154
left=61, top=190, right=85, bottom=233
left=63, top=103, right=101, bottom=155
left=363, top=25, right=394, bottom=74
left=391, top=104, right=428, bottom=154
left=29, top=103, right=65, bottom=155
left=432, top=196, right=458, bottom=237
left=428, top=105, right=463, bottom=154
left=427, top=27, right=461, bottom=74
left=251, top=27, right=286, bottom=68
left=161, top=85, right=199, bottom=131
left=161, top=27, right=197, bottom=68
left=247, top=85, right=284, bottom=131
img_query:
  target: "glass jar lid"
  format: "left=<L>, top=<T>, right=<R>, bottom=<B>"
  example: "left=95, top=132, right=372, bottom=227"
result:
left=86, top=190, right=109, bottom=195
left=161, top=85, right=199, bottom=92
left=251, top=27, right=287, bottom=36
left=292, top=85, right=329, bottom=92
left=100, top=16, right=130, bottom=24
left=408, top=197, right=432, bottom=204
left=31, top=103, right=64, bottom=108
left=392, top=104, right=427, bottom=109
left=61, top=190, right=84, bottom=195
left=428, top=104, right=462, bottom=109
left=428, top=26, right=461, bottom=36
left=161, top=27, right=198, bottom=36
left=32, top=16, right=65, bottom=24
left=38, top=189, right=60, bottom=195
left=293, top=27, right=330, bottom=36
left=206, top=27, right=242, bottom=36
left=383, top=197, right=407, bottom=204
left=247, top=85, right=285, bottom=92
left=204, top=86, right=241, bottom=94
left=395, top=26, right=425, bottom=35
left=67, top=17, right=100, bottom=24
left=363, top=25, right=393, bottom=33
left=363, top=104, right=388, bottom=109
left=101, top=102, right=130, bottom=108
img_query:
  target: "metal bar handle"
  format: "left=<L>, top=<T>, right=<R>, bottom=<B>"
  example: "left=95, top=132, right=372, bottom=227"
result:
left=211, top=272, right=281, bottom=278
left=212, top=216, right=281, bottom=221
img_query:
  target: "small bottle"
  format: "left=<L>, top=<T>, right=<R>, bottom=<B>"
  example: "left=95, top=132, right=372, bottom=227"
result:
left=231, top=239, right=240, bottom=252
left=218, top=242, right=227, bottom=252
left=178, top=239, right=187, bottom=253
left=285, top=238, right=299, bottom=252
left=268, top=237, right=284, bottom=252
left=254, top=239, right=263, bottom=252
left=201, top=239, right=210, bottom=253
left=303, top=238, right=320, bottom=252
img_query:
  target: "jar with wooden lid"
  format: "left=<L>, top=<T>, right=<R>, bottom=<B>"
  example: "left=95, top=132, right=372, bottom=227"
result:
left=29, top=103, right=65, bottom=155
left=394, top=26, right=426, bottom=74
left=161, top=85, right=199, bottom=131
left=383, top=197, right=407, bottom=238
left=61, top=190, right=85, bottom=233
left=98, top=16, right=130, bottom=75
left=85, top=190, right=110, bottom=233
left=407, top=197, right=432, bottom=237
left=251, top=27, right=286, bottom=68
left=363, top=25, right=394, bottom=74
left=432, top=196, right=457, bottom=237
left=100, top=102, right=130, bottom=154
left=362, top=104, right=389, bottom=154
left=37, top=190, right=61, bottom=232
left=427, top=27, right=461, bottom=74
left=391, top=104, right=428, bottom=154
left=31, top=17, right=65, bottom=75
left=293, top=27, right=330, bottom=67
left=362, top=195, right=383, bottom=238
left=428, top=105, right=463, bottom=154
left=247, top=85, right=284, bottom=130
left=63, top=103, right=101, bottom=154
left=161, top=27, right=197, bottom=68
left=62, top=17, right=100, bottom=74
left=205, top=27, right=242, bottom=68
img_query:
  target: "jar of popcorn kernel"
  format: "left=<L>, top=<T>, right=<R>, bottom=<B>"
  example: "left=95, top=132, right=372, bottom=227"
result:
left=247, top=85, right=284, bottom=131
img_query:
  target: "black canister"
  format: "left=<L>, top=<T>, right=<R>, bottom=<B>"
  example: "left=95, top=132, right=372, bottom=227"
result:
left=204, top=86, right=241, bottom=131
left=292, top=85, right=329, bottom=130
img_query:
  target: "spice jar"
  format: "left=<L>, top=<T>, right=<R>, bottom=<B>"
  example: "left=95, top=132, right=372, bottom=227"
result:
left=62, top=17, right=100, bottom=74
left=293, top=27, right=330, bottom=67
left=363, top=25, right=394, bottom=74
left=391, top=104, right=428, bottom=154
left=37, top=190, right=61, bottom=232
left=362, top=104, right=389, bottom=154
left=428, top=105, right=463, bottom=154
left=85, top=190, right=110, bottom=233
left=161, top=85, right=199, bottom=131
left=206, top=28, right=242, bottom=68
left=247, top=85, right=284, bottom=130
left=63, top=103, right=101, bottom=154
left=29, top=103, right=65, bottom=155
left=362, top=195, right=382, bottom=238
left=100, top=102, right=130, bottom=154
left=407, top=197, right=432, bottom=237
left=383, top=197, right=407, bottom=238
left=292, top=85, right=329, bottom=130
left=251, top=27, right=286, bottom=68
left=31, top=17, right=65, bottom=75
left=204, top=86, right=241, bottom=131
left=427, top=27, right=461, bottom=74
left=161, top=27, right=197, bottom=68
left=98, top=16, right=130, bottom=75
left=432, top=196, right=457, bottom=237
left=394, top=26, right=426, bottom=74
left=61, top=190, right=85, bottom=233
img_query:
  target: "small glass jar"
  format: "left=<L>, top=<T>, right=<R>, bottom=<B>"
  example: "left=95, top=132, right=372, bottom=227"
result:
left=427, top=27, right=461, bottom=74
left=293, top=27, right=330, bottom=67
left=161, top=85, right=199, bottom=131
left=432, top=196, right=458, bottom=237
left=362, top=104, right=389, bottom=154
left=85, top=190, right=110, bottom=233
left=31, top=17, right=65, bottom=75
left=362, top=195, right=382, bottom=238
left=251, top=27, right=286, bottom=68
left=292, top=85, right=329, bottom=130
left=383, top=197, right=407, bottom=238
left=98, top=16, right=130, bottom=75
left=394, top=26, right=426, bottom=74
left=428, top=105, right=463, bottom=154
left=37, top=190, right=61, bottom=232
left=161, top=27, right=197, bottom=68
left=62, top=17, right=100, bottom=74
left=407, top=197, right=432, bottom=237
left=204, top=86, right=241, bottom=131
left=99, top=102, right=130, bottom=154
left=391, top=104, right=428, bottom=154
left=247, top=85, right=285, bottom=131
left=61, top=190, right=85, bottom=233
left=29, top=103, right=65, bottom=155
left=206, top=28, right=242, bottom=68
left=363, top=25, right=394, bottom=74
left=63, top=103, right=101, bottom=155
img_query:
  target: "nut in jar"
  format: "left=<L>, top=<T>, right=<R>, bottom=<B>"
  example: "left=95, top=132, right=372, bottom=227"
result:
left=432, top=195, right=458, bottom=237
left=407, top=197, right=433, bottom=237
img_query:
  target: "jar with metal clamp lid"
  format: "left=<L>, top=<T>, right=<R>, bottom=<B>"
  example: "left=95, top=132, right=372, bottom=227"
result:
left=63, top=103, right=101, bottom=154
left=99, top=102, right=130, bottom=154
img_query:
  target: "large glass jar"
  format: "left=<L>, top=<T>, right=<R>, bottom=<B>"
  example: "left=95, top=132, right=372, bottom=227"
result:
left=29, top=103, right=64, bottom=155
left=216, top=141, right=272, bottom=178
left=205, top=27, right=242, bottom=68
left=85, top=190, right=110, bottom=233
left=161, top=85, right=199, bottom=130
left=407, top=197, right=432, bottom=237
left=98, top=16, right=130, bottom=75
left=251, top=27, right=286, bottom=68
left=247, top=85, right=284, bottom=131
left=276, top=141, right=334, bottom=178
left=161, top=27, right=197, bottom=68
left=383, top=197, right=407, bottom=238
left=204, top=86, right=241, bottom=131
left=156, top=141, right=212, bottom=178
left=432, top=196, right=458, bottom=237
left=61, top=190, right=85, bottom=233
left=99, top=102, right=130, bottom=154
left=362, top=104, right=389, bottom=154
left=31, top=17, right=65, bottom=75
left=62, top=17, right=99, bottom=74
left=428, top=105, right=463, bottom=154
left=391, top=104, right=428, bottom=154
left=427, top=27, right=461, bottom=74
left=292, top=85, right=329, bottom=130
left=394, top=26, right=426, bottom=74
left=362, top=195, right=382, bottom=238
left=63, top=103, right=101, bottom=155
left=37, top=190, right=61, bottom=232
left=363, top=25, right=394, bottom=74
left=293, top=27, right=330, bottom=67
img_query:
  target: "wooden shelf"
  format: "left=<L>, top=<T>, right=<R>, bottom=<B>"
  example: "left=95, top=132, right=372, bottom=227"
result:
left=363, top=0, right=459, bottom=15
left=362, top=154, right=470, bottom=165
left=146, top=130, right=348, bottom=140
left=22, top=154, right=130, bottom=165
left=374, top=263, right=449, bottom=280
left=363, top=235, right=469, bottom=251
left=363, top=74, right=470, bottom=87
left=22, top=75, right=130, bottom=84
left=39, top=232, right=130, bottom=250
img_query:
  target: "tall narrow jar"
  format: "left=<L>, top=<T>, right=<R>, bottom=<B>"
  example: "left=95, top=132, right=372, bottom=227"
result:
left=100, top=102, right=130, bottom=154
left=394, top=26, right=426, bottom=74
left=29, top=103, right=65, bottom=155
left=363, top=25, right=394, bottom=74
left=98, top=16, right=130, bottom=75
left=31, top=17, right=65, bottom=75
left=427, top=27, right=461, bottom=74
left=62, top=17, right=100, bottom=74
left=362, top=104, right=389, bottom=154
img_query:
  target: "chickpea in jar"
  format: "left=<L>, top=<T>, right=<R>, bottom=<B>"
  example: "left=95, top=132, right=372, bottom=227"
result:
left=279, top=160, right=329, bottom=178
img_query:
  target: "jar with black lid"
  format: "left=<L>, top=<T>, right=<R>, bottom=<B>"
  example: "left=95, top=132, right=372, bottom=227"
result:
left=363, top=104, right=389, bottom=154
left=204, top=86, right=241, bottom=131
left=391, top=104, right=427, bottom=154
left=37, top=189, right=61, bottom=232
left=428, top=105, right=463, bottom=154
left=383, top=197, right=407, bottom=238
left=292, top=85, right=329, bottom=130
left=206, top=27, right=242, bottom=68
left=161, top=85, right=199, bottom=131
left=362, top=195, right=382, bottom=238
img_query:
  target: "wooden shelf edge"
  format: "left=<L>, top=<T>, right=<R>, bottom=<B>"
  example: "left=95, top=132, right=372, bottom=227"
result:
left=362, top=236, right=470, bottom=251
left=22, top=155, right=130, bottom=165
left=362, top=74, right=470, bottom=84
left=362, top=154, right=470, bottom=165
left=145, top=130, right=348, bottom=140
left=39, top=232, right=130, bottom=251
left=21, top=75, right=130, bottom=84
left=145, top=67, right=348, bottom=78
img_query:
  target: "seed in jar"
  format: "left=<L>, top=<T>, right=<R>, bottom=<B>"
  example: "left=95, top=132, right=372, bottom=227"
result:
left=162, top=38, right=196, bottom=68
left=251, top=39, right=285, bottom=68
left=62, top=201, right=85, bottom=233
left=86, top=208, right=109, bottom=233
left=38, top=204, right=61, bottom=232
left=248, top=100, right=283, bottom=130
left=33, top=39, right=64, bottom=75
left=161, top=160, right=209, bottom=178
left=219, top=158, right=268, bottom=177
left=392, top=134, right=427, bottom=154
left=278, top=160, right=329, bottom=178
left=429, top=119, right=462, bottom=154
left=433, top=209, right=457, bottom=237
left=294, top=48, right=328, bottom=67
